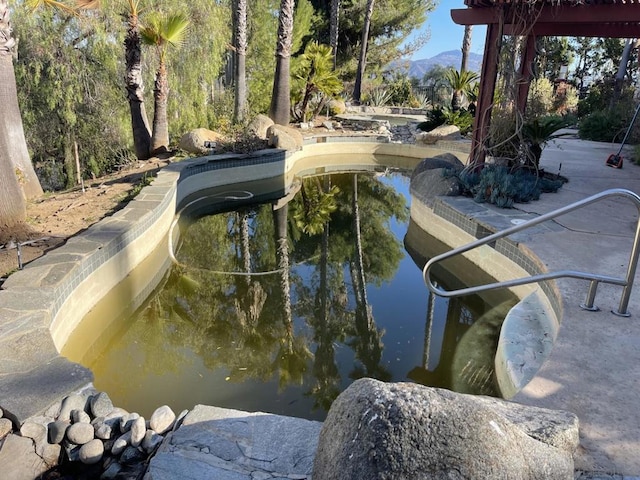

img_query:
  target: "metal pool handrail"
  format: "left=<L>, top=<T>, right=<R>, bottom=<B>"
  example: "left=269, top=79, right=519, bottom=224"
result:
left=422, top=188, right=640, bottom=317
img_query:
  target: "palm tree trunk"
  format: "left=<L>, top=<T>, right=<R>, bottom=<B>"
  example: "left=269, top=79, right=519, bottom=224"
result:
left=329, top=0, right=340, bottom=69
left=269, top=0, right=295, bottom=125
left=353, top=0, right=375, bottom=104
left=273, top=203, right=292, bottom=329
left=460, top=25, right=472, bottom=72
left=0, top=58, right=27, bottom=235
left=150, top=61, right=169, bottom=154
left=233, top=0, right=248, bottom=124
left=125, top=12, right=152, bottom=160
left=0, top=1, right=43, bottom=201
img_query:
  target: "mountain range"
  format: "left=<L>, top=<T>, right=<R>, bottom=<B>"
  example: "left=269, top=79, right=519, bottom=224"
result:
left=394, top=50, right=483, bottom=80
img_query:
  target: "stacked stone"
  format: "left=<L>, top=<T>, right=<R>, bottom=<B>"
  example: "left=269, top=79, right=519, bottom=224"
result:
left=391, top=123, right=418, bottom=144
left=17, top=390, right=183, bottom=479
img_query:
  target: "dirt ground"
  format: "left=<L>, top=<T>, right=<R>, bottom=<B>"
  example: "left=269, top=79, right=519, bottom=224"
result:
left=0, top=159, right=169, bottom=282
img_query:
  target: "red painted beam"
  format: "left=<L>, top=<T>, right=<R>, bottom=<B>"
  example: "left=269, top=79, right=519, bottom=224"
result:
left=452, top=5, right=640, bottom=26
left=504, top=23, right=640, bottom=38
left=470, top=22, right=503, bottom=168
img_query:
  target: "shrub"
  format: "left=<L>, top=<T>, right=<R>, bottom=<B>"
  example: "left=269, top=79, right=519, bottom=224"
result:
left=417, top=107, right=446, bottom=132
left=442, top=107, right=474, bottom=135
left=527, top=78, right=555, bottom=118
left=578, top=109, right=631, bottom=143
left=388, top=76, right=413, bottom=106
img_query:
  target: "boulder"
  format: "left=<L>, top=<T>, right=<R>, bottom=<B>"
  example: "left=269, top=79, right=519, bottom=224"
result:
left=313, top=378, right=577, bottom=480
left=267, top=124, right=304, bottom=151
left=246, top=114, right=274, bottom=140
left=412, top=153, right=464, bottom=177
left=179, top=128, right=224, bottom=155
left=409, top=156, right=463, bottom=207
left=328, top=99, right=346, bottom=115
left=416, top=123, right=462, bottom=145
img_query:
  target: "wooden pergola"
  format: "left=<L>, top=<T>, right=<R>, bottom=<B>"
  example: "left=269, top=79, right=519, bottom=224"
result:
left=451, top=0, right=640, bottom=166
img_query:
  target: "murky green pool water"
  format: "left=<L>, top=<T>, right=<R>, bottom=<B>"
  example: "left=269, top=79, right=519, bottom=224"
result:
left=64, top=169, right=516, bottom=420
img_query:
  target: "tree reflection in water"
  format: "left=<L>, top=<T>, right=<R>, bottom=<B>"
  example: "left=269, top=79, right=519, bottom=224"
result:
left=86, top=170, right=515, bottom=420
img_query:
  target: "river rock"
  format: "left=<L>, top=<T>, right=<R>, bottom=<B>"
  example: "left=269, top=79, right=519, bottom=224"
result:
left=313, top=378, right=577, bottom=480
left=71, top=408, right=91, bottom=424
left=48, top=420, right=69, bottom=444
left=94, top=420, right=114, bottom=440
left=90, top=392, right=114, bottom=418
left=0, top=417, right=13, bottom=439
left=142, top=429, right=163, bottom=453
left=120, top=412, right=140, bottom=432
left=112, top=430, right=132, bottom=455
left=105, top=407, right=129, bottom=420
left=64, top=441, right=81, bottom=462
left=150, top=405, right=175, bottom=435
left=130, top=416, right=146, bottom=447
left=79, top=438, right=104, bottom=464
left=120, top=445, right=145, bottom=464
left=66, top=422, right=95, bottom=445
left=58, top=394, right=87, bottom=422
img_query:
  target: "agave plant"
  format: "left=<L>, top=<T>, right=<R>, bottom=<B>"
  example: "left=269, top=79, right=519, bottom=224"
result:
left=367, top=87, right=392, bottom=107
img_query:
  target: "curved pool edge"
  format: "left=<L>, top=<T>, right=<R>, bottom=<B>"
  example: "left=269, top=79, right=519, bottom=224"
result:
left=409, top=194, right=563, bottom=399
left=0, top=138, right=470, bottom=424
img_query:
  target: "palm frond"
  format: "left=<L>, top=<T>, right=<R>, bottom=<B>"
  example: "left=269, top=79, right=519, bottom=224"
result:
left=163, top=13, right=189, bottom=47
left=26, top=0, right=77, bottom=14
left=75, top=0, right=101, bottom=9
left=140, top=12, right=189, bottom=48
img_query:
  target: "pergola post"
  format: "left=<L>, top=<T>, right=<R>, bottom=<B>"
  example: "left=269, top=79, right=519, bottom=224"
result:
left=453, top=1, right=640, bottom=170
left=470, top=19, right=503, bottom=168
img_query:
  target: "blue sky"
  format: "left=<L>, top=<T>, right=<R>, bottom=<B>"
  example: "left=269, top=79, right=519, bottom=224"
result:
left=408, top=0, right=487, bottom=60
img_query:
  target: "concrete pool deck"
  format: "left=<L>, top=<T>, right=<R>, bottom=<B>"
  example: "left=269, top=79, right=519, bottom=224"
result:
left=455, top=133, right=640, bottom=476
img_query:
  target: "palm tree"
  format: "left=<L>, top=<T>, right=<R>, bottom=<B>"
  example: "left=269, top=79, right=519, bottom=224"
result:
left=352, top=0, right=374, bottom=105
left=123, top=0, right=152, bottom=159
left=77, top=0, right=152, bottom=160
left=460, top=25, right=472, bottom=72
left=140, top=12, right=189, bottom=154
left=444, top=68, right=479, bottom=112
left=232, top=0, right=247, bottom=124
left=1, top=0, right=44, bottom=206
left=292, top=42, right=342, bottom=122
left=269, top=0, right=295, bottom=125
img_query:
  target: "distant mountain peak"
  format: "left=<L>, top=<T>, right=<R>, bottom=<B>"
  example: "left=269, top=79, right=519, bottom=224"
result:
left=395, top=50, right=483, bottom=80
